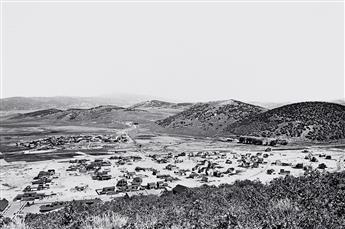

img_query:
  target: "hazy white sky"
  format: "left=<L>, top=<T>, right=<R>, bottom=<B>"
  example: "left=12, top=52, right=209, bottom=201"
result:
left=2, top=1, right=344, bottom=102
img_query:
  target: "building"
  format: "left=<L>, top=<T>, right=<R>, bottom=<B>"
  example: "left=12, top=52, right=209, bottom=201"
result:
left=0, top=199, right=9, bottom=212
left=172, top=184, right=188, bottom=194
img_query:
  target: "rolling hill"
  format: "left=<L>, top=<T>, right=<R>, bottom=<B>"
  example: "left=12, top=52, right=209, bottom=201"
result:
left=6, top=105, right=172, bottom=127
left=225, top=102, right=345, bottom=141
left=130, top=100, right=193, bottom=110
left=156, top=100, right=266, bottom=135
left=0, top=95, right=151, bottom=111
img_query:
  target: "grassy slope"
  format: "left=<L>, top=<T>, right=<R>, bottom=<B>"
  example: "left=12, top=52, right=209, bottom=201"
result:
left=156, top=100, right=266, bottom=136
left=226, top=102, right=345, bottom=141
left=12, top=170, right=345, bottom=229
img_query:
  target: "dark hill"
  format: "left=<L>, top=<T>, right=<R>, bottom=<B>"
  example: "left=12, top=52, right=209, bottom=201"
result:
left=225, top=102, right=345, bottom=141
left=156, top=100, right=266, bottom=135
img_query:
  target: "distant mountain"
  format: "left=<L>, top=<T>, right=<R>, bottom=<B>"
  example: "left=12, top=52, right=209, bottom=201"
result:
left=6, top=105, right=174, bottom=128
left=156, top=100, right=266, bottom=135
left=248, top=99, right=345, bottom=109
left=225, top=102, right=345, bottom=141
left=0, top=96, right=150, bottom=111
left=130, top=100, right=193, bottom=110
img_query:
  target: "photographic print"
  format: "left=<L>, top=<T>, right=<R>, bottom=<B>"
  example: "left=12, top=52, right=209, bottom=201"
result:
left=0, top=0, right=344, bottom=228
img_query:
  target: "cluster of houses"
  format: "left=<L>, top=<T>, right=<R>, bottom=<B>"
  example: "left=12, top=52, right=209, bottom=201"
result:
left=238, top=136, right=288, bottom=146
left=95, top=173, right=170, bottom=195
left=16, top=134, right=129, bottom=150
left=14, top=169, right=56, bottom=201
left=265, top=150, right=333, bottom=175
left=109, top=155, right=142, bottom=165
left=39, top=199, right=100, bottom=213
left=66, top=158, right=111, bottom=173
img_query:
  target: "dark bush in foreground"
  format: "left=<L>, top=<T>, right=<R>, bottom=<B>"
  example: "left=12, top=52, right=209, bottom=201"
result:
left=22, top=171, right=345, bottom=229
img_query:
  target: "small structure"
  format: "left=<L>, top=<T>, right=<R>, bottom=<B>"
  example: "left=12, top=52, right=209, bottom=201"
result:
left=265, top=148, right=272, bottom=152
left=39, top=202, right=65, bottom=213
left=132, top=177, right=143, bottom=186
left=310, top=157, right=318, bottom=163
left=0, top=199, right=9, bottom=212
left=201, top=176, right=208, bottom=182
left=116, top=179, right=128, bottom=188
left=96, top=186, right=115, bottom=195
left=172, top=184, right=188, bottom=194
left=318, top=163, right=327, bottom=169
left=267, top=169, right=275, bottom=175
left=147, top=182, right=157, bottom=189
left=279, top=169, right=290, bottom=175
left=294, top=163, right=304, bottom=169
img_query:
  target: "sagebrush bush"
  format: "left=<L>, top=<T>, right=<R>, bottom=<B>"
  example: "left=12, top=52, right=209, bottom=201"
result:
left=21, top=170, right=345, bottom=229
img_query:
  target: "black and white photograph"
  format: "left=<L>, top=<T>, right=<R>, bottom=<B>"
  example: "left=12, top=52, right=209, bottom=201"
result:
left=0, top=0, right=344, bottom=228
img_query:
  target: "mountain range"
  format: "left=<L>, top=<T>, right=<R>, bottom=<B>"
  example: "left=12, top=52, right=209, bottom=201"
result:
left=2, top=97, right=345, bottom=142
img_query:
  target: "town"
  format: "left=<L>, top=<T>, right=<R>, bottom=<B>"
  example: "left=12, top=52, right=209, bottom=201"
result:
left=1, top=133, right=344, bottom=219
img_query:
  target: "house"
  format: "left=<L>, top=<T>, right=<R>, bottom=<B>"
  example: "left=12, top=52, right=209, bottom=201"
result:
left=279, top=169, right=290, bottom=175
left=23, top=186, right=32, bottom=192
left=147, top=182, right=157, bottom=189
left=97, top=186, right=115, bottom=195
left=34, top=171, right=51, bottom=179
left=116, top=179, right=127, bottom=188
left=201, top=176, right=208, bottom=182
left=14, top=192, right=45, bottom=201
left=47, top=169, right=55, bottom=175
left=93, top=174, right=112, bottom=180
left=225, top=168, right=235, bottom=174
left=165, top=164, right=177, bottom=171
left=293, top=163, right=303, bottom=169
left=178, top=152, right=186, bottom=157
left=39, top=202, right=65, bottom=213
left=267, top=169, right=274, bottom=175
left=172, top=184, right=188, bottom=194
left=157, top=174, right=170, bottom=179
left=127, top=185, right=139, bottom=192
left=213, top=171, right=223, bottom=177
left=135, top=167, right=146, bottom=172
left=124, top=172, right=136, bottom=179
left=310, top=157, right=318, bottom=162
left=165, top=176, right=175, bottom=182
left=274, top=160, right=282, bottom=166
left=318, top=163, right=327, bottom=169
left=75, top=185, right=88, bottom=191
left=132, top=177, right=143, bottom=186
left=188, top=172, right=199, bottom=179
left=157, top=181, right=168, bottom=189
left=0, top=199, right=9, bottom=212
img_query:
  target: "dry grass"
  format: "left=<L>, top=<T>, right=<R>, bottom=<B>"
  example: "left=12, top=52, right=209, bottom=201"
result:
left=2, top=217, right=30, bottom=229
left=81, top=212, right=128, bottom=229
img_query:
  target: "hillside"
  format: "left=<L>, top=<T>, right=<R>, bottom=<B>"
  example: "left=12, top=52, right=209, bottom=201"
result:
left=156, top=100, right=266, bottom=135
left=130, top=100, right=193, bottom=110
left=225, top=102, right=345, bottom=141
left=5, top=105, right=171, bottom=126
left=4, top=171, right=344, bottom=229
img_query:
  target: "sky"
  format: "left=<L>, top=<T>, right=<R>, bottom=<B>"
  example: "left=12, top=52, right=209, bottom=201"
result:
left=2, top=0, right=344, bottom=103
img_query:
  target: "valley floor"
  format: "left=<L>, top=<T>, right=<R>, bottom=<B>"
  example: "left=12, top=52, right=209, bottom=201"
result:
left=1, top=132, right=344, bottom=219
